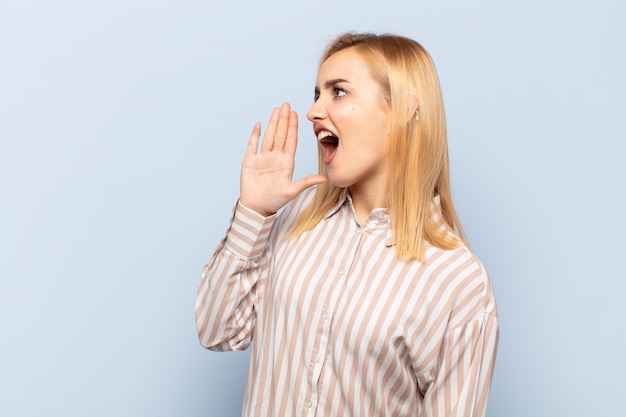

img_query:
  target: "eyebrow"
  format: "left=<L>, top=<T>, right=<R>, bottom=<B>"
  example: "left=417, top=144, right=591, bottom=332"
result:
left=314, top=78, right=349, bottom=95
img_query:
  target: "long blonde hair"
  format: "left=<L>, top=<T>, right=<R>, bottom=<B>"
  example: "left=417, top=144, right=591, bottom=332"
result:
left=291, top=32, right=466, bottom=262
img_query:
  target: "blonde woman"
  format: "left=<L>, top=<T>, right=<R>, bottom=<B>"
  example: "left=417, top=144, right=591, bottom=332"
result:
left=196, top=32, right=499, bottom=417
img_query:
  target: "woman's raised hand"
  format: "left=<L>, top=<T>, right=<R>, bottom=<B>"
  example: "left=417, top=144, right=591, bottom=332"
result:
left=239, top=102, right=327, bottom=216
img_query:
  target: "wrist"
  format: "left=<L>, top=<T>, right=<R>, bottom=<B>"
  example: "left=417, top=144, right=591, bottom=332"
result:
left=238, top=198, right=275, bottom=217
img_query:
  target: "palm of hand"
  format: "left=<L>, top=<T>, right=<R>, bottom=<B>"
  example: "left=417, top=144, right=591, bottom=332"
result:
left=240, top=151, right=296, bottom=214
left=238, top=103, right=326, bottom=216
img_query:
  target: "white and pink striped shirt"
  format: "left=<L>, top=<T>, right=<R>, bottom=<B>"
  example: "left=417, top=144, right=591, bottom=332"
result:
left=196, top=188, right=498, bottom=417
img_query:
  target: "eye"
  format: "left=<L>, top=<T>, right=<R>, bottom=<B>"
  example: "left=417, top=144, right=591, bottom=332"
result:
left=333, top=86, right=347, bottom=98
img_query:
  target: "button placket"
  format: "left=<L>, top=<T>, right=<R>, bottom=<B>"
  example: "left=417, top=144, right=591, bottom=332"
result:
left=304, top=220, right=363, bottom=416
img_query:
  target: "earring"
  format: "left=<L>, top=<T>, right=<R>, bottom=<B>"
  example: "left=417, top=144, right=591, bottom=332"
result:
left=415, top=112, right=419, bottom=121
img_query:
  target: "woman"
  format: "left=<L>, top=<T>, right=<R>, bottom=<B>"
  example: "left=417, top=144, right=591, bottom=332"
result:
left=196, top=32, right=498, bottom=417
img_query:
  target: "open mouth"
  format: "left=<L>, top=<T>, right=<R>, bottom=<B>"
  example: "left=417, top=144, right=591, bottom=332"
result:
left=319, top=135, right=339, bottom=147
left=317, top=130, right=339, bottom=164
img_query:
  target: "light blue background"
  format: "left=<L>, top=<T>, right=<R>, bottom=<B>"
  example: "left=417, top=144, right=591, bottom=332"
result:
left=1, top=1, right=625, bottom=416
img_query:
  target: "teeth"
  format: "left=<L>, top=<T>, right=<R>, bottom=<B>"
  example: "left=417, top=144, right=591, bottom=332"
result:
left=317, top=130, right=335, bottom=141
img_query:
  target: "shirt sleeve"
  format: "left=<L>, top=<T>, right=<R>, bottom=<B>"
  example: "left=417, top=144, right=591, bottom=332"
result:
left=195, top=200, right=276, bottom=351
left=419, top=307, right=499, bottom=417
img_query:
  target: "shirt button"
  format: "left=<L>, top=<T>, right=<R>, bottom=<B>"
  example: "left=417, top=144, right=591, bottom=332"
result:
left=322, top=311, right=329, bottom=320
left=377, top=212, right=385, bottom=219
left=305, top=399, right=313, bottom=408
left=339, top=269, right=346, bottom=276
left=313, top=355, right=320, bottom=363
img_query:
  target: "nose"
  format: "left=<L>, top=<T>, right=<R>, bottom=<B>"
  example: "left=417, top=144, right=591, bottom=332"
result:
left=306, top=97, right=326, bottom=122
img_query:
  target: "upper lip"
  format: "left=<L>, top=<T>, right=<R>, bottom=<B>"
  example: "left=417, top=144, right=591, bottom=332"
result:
left=313, top=124, right=337, bottom=140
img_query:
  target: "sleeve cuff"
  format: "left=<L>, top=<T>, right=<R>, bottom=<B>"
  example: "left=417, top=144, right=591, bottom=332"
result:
left=224, top=200, right=277, bottom=260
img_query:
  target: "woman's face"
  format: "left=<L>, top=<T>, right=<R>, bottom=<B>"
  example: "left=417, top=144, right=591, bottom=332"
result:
left=307, top=47, right=392, bottom=192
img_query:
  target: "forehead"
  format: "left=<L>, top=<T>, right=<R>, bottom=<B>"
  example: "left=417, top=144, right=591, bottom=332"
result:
left=316, top=47, right=372, bottom=84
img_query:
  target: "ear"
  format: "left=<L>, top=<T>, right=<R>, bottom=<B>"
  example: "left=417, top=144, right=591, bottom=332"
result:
left=407, top=93, right=419, bottom=123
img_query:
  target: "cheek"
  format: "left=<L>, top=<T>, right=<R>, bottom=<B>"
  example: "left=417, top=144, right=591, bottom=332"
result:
left=334, top=106, right=356, bottom=121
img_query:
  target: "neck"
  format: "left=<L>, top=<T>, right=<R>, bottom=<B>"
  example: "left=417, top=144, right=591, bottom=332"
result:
left=349, top=180, right=388, bottom=224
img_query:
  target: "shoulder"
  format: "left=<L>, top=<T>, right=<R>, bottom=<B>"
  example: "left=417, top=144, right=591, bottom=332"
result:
left=422, top=243, right=497, bottom=327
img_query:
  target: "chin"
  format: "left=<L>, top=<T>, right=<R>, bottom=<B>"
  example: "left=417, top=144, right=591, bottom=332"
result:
left=325, top=167, right=354, bottom=188
left=327, top=176, right=353, bottom=189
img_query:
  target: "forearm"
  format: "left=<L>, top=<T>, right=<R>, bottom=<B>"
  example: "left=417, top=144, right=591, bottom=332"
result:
left=420, top=311, right=499, bottom=417
left=195, top=249, right=259, bottom=350
left=195, top=201, right=276, bottom=351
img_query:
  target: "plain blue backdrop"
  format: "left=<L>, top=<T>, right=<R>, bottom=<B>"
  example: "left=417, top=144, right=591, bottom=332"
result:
left=1, top=1, right=625, bottom=416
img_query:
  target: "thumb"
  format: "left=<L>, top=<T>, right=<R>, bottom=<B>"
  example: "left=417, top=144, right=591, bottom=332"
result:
left=288, top=175, right=328, bottom=197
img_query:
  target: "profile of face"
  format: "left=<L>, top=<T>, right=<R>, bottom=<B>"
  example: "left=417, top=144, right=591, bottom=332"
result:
left=306, top=47, right=392, bottom=191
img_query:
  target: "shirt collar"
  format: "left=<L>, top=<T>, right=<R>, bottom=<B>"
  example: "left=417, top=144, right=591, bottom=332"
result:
left=323, top=190, right=445, bottom=248
left=323, top=188, right=350, bottom=220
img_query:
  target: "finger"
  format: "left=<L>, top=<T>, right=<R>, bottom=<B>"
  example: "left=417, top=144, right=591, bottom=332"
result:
left=272, top=102, right=291, bottom=151
left=261, top=107, right=280, bottom=152
left=245, top=122, right=261, bottom=155
left=283, top=111, right=299, bottom=155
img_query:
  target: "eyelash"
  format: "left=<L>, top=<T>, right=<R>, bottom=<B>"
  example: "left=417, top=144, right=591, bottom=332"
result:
left=313, top=85, right=347, bottom=102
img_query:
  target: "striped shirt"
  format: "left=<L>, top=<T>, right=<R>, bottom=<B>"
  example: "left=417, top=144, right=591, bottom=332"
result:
left=196, top=188, right=499, bottom=417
